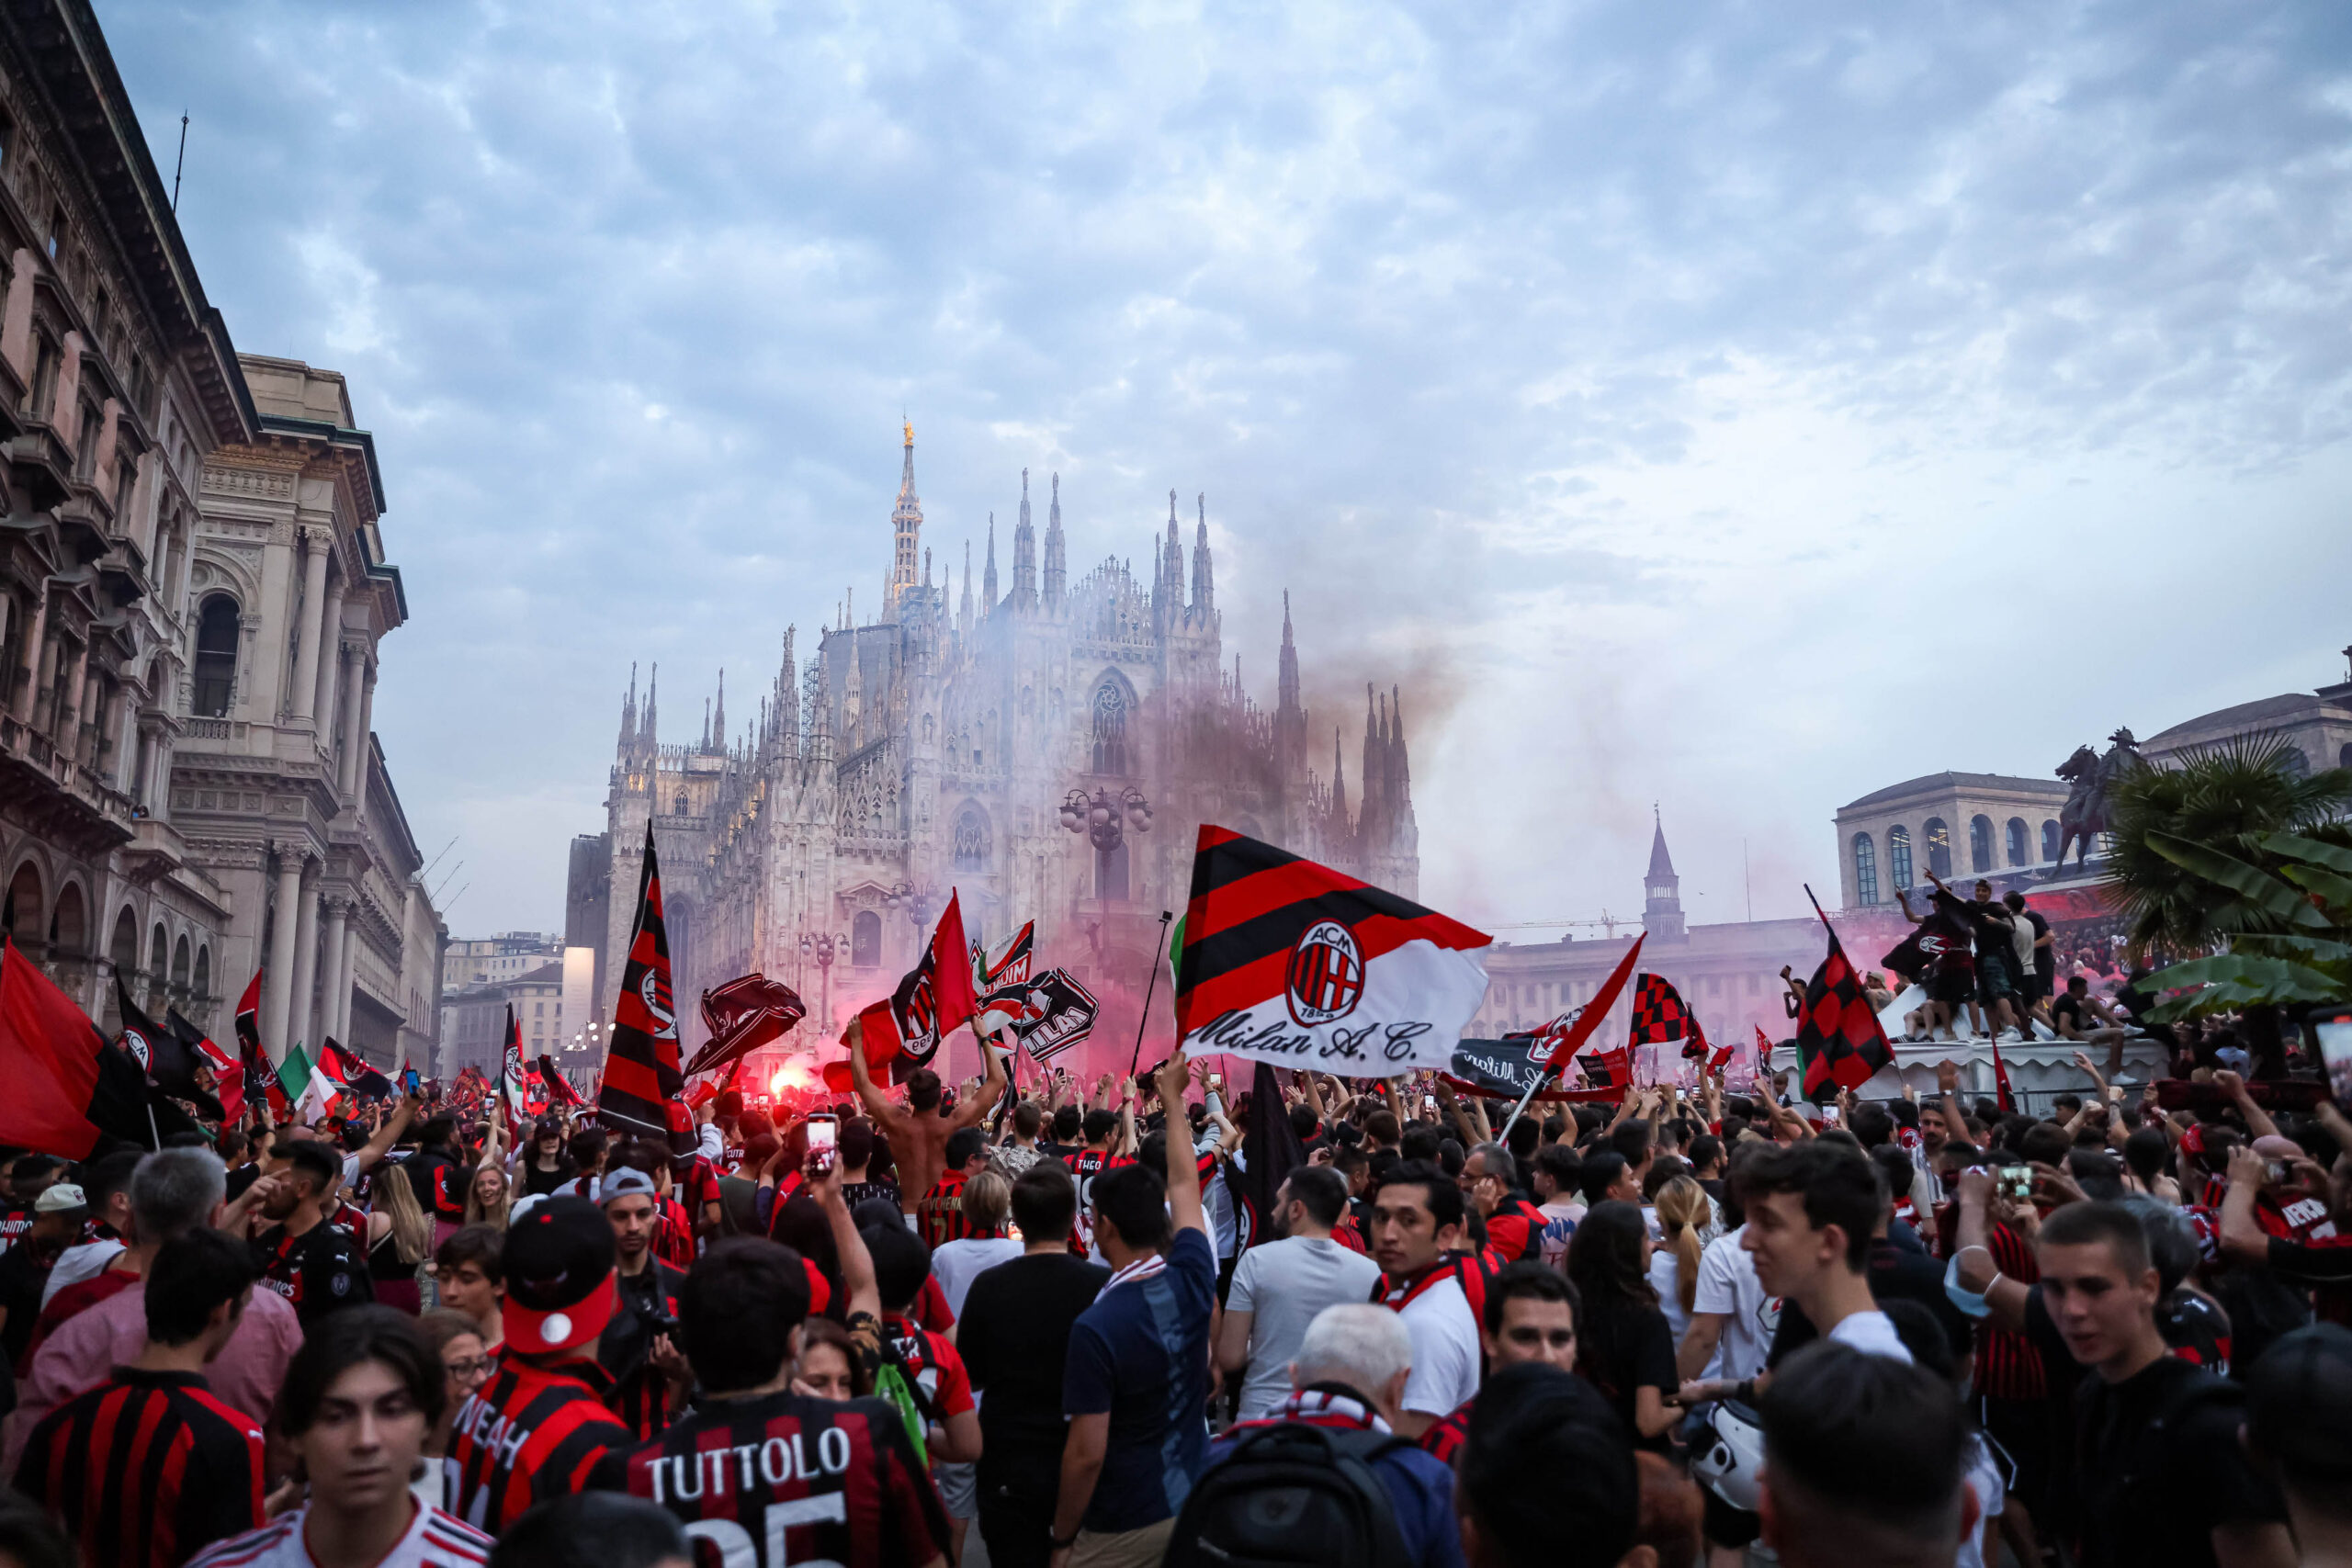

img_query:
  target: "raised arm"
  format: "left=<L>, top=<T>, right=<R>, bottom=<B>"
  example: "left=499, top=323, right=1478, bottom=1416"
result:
left=2214, top=1070, right=2279, bottom=1143
left=812, top=1155, right=880, bottom=1322
left=1155, top=1053, right=1207, bottom=1237
left=844, top=1017, right=908, bottom=1135
left=950, top=1041, right=1009, bottom=1133
left=353, top=1093, right=423, bottom=1174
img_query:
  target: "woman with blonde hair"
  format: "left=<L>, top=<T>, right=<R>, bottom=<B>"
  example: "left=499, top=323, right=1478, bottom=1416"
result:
left=462, top=1160, right=512, bottom=1232
left=367, top=1158, right=436, bottom=1313
left=928, top=1168, right=1023, bottom=1316
left=1646, top=1174, right=1710, bottom=1341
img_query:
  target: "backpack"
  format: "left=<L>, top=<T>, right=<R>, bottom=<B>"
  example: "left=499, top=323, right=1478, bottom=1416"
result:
left=1165, top=1423, right=1418, bottom=1568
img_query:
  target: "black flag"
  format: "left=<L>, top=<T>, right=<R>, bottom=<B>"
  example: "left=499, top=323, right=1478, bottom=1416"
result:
left=1237, top=1061, right=1306, bottom=1252
left=115, top=974, right=224, bottom=1122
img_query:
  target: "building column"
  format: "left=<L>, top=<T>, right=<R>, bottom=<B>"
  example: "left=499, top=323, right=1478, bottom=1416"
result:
left=9, top=586, right=44, bottom=721
left=145, top=725, right=174, bottom=823
left=114, top=686, right=140, bottom=794
left=287, top=871, right=323, bottom=1056
left=317, top=895, right=348, bottom=1047
left=288, top=536, right=330, bottom=725
left=311, top=579, right=346, bottom=744
left=59, top=639, right=87, bottom=754
left=337, top=652, right=368, bottom=799
left=262, top=851, right=306, bottom=1063
left=336, top=916, right=362, bottom=1044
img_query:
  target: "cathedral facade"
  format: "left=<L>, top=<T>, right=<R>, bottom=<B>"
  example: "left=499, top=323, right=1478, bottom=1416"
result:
left=571, top=426, right=1419, bottom=1075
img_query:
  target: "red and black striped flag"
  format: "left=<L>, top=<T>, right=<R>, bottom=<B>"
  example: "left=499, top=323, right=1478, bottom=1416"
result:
left=684, top=973, right=806, bottom=1078
left=599, top=830, right=684, bottom=1137
left=1174, top=827, right=1490, bottom=1076
left=538, top=1054, right=586, bottom=1108
left=232, top=967, right=286, bottom=1122
left=846, top=891, right=978, bottom=1082
left=1794, top=896, right=1895, bottom=1098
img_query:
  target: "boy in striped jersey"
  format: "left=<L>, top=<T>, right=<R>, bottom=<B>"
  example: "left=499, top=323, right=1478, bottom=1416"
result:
left=188, top=1307, right=492, bottom=1568
left=14, top=1227, right=266, bottom=1568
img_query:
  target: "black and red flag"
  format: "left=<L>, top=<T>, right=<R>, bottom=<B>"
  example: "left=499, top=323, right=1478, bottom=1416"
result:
left=1578, top=1044, right=1633, bottom=1089
left=600, top=830, right=685, bottom=1137
left=1627, top=972, right=1713, bottom=1066
left=232, top=967, right=286, bottom=1122
left=537, top=1055, right=586, bottom=1108
left=113, top=975, right=225, bottom=1122
left=0, top=938, right=187, bottom=1156
left=846, top=891, right=978, bottom=1083
left=1236, top=1060, right=1306, bottom=1252
left=1540, top=932, right=1645, bottom=1075
left=684, top=973, right=806, bottom=1078
left=1173, top=827, right=1489, bottom=1076
left=1795, top=888, right=1897, bottom=1099
left=169, top=1007, right=243, bottom=1123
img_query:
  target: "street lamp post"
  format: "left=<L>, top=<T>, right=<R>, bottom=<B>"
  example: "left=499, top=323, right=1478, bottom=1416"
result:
left=798, top=931, right=846, bottom=1033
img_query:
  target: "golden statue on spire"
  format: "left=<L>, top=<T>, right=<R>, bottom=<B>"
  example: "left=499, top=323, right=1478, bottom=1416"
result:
left=903, top=417, right=913, bottom=446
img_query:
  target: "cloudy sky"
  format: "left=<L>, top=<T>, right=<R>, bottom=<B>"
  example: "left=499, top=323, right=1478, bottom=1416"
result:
left=107, top=0, right=2352, bottom=939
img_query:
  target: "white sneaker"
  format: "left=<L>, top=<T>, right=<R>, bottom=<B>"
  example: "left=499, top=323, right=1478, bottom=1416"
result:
left=1997, top=1028, right=2022, bottom=1042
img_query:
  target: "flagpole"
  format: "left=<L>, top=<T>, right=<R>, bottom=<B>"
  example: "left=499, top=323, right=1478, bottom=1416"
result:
left=1127, top=910, right=1175, bottom=1077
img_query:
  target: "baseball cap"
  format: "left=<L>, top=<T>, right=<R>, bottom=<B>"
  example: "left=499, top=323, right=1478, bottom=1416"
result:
left=501, top=1196, right=617, bottom=1355
left=33, top=1184, right=85, bottom=1214
left=598, top=1167, right=658, bottom=1206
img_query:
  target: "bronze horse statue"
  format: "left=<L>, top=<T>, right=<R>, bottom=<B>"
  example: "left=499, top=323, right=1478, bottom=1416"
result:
left=2051, top=728, right=2143, bottom=873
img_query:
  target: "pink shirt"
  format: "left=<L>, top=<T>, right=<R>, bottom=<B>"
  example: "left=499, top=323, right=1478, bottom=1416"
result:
left=3, top=1280, right=303, bottom=1476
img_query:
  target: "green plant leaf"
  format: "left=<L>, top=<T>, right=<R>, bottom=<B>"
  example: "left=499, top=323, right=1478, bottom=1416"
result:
left=2260, top=832, right=2352, bottom=878
left=2145, top=831, right=2332, bottom=931
left=2230, top=933, right=2352, bottom=965
left=2278, top=862, right=2352, bottom=921
left=2143, top=953, right=2348, bottom=1019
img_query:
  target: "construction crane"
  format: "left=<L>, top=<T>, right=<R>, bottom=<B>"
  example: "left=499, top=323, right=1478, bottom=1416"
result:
left=1479, top=912, right=1635, bottom=939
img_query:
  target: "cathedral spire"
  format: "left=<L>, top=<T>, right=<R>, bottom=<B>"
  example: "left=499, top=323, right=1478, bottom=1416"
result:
left=1012, top=468, right=1037, bottom=613
left=620, top=662, right=637, bottom=747
left=960, top=539, right=973, bottom=638
left=644, top=663, right=657, bottom=748
left=701, top=698, right=710, bottom=751
left=1331, top=725, right=1349, bottom=829
left=711, top=669, right=725, bottom=752
left=1190, top=491, right=1214, bottom=620
left=983, top=515, right=998, bottom=613
left=1043, top=471, right=1066, bottom=611
left=888, top=419, right=922, bottom=614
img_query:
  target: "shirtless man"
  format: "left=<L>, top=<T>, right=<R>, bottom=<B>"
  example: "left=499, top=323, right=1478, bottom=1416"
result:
left=845, top=1014, right=1007, bottom=1222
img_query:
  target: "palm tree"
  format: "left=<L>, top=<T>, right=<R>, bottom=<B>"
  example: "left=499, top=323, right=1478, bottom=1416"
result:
left=2102, top=733, right=2352, bottom=1074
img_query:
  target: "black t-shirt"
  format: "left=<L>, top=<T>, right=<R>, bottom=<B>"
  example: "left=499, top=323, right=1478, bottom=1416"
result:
left=956, top=1252, right=1109, bottom=1475
left=0, top=1239, right=50, bottom=1363
left=2052, top=994, right=2090, bottom=1034
left=1574, top=1292, right=1677, bottom=1450
left=0, top=1207, right=32, bottom=1255
left=1963, top=902, right=2014, bottom=961
left=1866, top=1240, right=1973, bottom=1361
left=1035, top=1143, right=1081, bottom=1168
left=252, top=1219, right=374, bottom=1325
left=223, top=1163, right=261, bottom=1203
left=518, top=1156, right=579, bottom=1198
left=2073, top=1354, right=2288, bottom=1568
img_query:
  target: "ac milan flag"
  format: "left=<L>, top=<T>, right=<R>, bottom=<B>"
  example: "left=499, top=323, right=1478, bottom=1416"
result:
left=975, top=920, right=1035, bottom=989
left=170, top=1008, right=243, bottom=1123
left=232, top=968, right=286, bottom=1120
left=1794, top=905, right=1896, bottom=1099
left=975, top=968, right=1099, bottom=1060
left=1173, top=828, right=1490, bottom=1076
left=599, top=830, right=686, bottom=1136
left=537, top=1055, right=586, bottom=1108
left=1628, top=972, right=1712, bottom=1066
left=0, top=939, right=187, bottom=1156
left=848, top=891, right=978, bottom=1081
left=684, top=973, right=807, bottom=1078
left=1237, top=1060, right=1306, bottom=1252
left=319, top=1038, right=395, bottom=1100
left=1579, top=1045, right=1632, bottom=1089
left=114, top=974, right=226, bottom=1122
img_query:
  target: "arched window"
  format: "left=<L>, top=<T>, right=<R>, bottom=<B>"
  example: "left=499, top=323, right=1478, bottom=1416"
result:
left=2281, top=746, right=2311, bottom=779
left=953, top=805, right=990, bottom=871
left=192, top=945, right=211, bottom=1007
left=851, top=909, right=882, bottom=967
left=3, top=862, right=41, bottom=946
left=1968, top=816, right=1993, bottom=874
left=192, top=595, right=239, bottom=717
left=107, top=908, right=137, bottom=1027
left=49, top=883, right=85, bottom=958
left=2006, top=818, right=2029, bottom=867
left=1091, top=680, right=1130, bottom=775
left=1923, top=818, right=1951, bottom=880
left=1852, top=833, right=1878, bottom=906
left=1888, top=825, right=1914, bottom=891
left=171, top=933, right=190, bottom=993
left=2041, top=820, right=2060, bottom=862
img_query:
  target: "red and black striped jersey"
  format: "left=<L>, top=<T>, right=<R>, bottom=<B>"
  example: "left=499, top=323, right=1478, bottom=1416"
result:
left=446, top=1350, right=631, bottom=1533
left=1973, top=1221, right=2046, bottom=1402
left=654, top=1196, right=696, bottom=1271
left=916, top=1172, right=971, bottom=1249
left=881, top=1313, right=975, bottom=1421
left=252, top=1219, right=374, bottom=1326
left=13, top=1365, right=266, bottom=1568
left=1069, top=1148, right=1129, bottom=1255
left=592, top=1388, right=951, bottom=1568
left=1418, top=1396, right=1473, bottom=1466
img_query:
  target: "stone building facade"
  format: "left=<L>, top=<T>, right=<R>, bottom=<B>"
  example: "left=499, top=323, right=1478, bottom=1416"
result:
left=573, top=425, right=1419, bottom=1077
left=1833, top=772, right=2074, bottom=911
left=174, top=356, right=443, bottom=1067
left=0, top=1, right=257, bottom=1032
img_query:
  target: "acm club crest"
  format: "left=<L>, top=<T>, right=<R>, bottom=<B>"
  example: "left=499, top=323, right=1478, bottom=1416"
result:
left=638, top=965, right=677, bottom=1041
left=1285, top=919, right=1365, bottom=1029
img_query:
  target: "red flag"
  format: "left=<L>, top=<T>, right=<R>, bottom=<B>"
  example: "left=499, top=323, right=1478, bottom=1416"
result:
left=844, top=890, right=978, bottom=1080
left=1987, top=1032, right=2017, bottom=1112
left=232, top=968, right=286, bottom=1122
left=1542, top=933, right=1646, bottom=1073
left=0, top=939, right=174, bottom=1156
left=599, top=830, right=685, bottom=1137
left=1577, top=1044, right=1633, bottom=1089
left=537, top=1055, right=585, bottom=1108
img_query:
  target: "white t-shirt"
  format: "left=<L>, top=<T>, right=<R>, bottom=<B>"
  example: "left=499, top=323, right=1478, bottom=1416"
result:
left=1227, top=1235, right=1384, bottom=1421
left=187, top=1500, right=492, bottom=1568
left=1396, top=1275, right=1482, bottom=1420
left=40, top=1237, right=125, bottom=1308
left=1689, top=1226, right=1775, bottom=1384
left=1647, top=1251, right=1692, bottom=1343
left=930, top=1237, right=1026, bottom=1318
left=1826, top=1309, right=1915, bottom=1363
left=1956, top=1436, right=2006, bottom=1568
left=1536, top=1201, right=1583, bottom=1269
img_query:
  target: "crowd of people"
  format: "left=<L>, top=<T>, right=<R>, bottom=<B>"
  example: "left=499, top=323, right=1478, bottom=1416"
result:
left=0, top=1010, right=2343, bottom=1568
